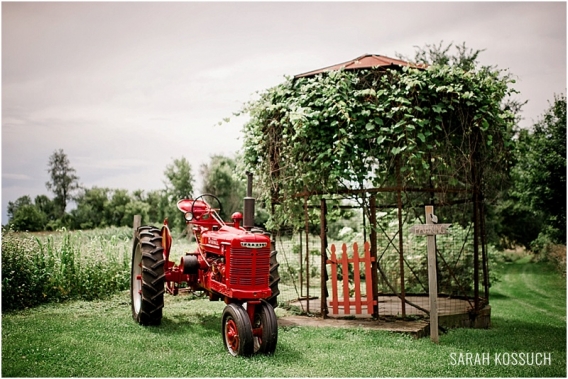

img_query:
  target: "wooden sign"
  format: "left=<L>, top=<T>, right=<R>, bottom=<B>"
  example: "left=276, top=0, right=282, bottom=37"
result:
left=410, top=206, right=452, bottom=344
left=409, top=224, right=452, bottom=236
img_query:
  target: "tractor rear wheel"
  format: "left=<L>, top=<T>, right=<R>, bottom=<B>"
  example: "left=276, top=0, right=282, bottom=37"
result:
left=267, top=249, right=281, bottom=308
left=253, top=300, right=278, bottom=355
left=131, top=226, right=165, bottom=326
left=222, top=303, right=254, bottom=357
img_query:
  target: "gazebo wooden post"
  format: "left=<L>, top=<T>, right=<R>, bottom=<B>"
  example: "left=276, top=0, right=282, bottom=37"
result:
left=473, top=189, right=480, bottom=312
left=320, top=198, right=329, bottom=318
left=369, top=195, right=379, bottom=318
left=471, top=131, right=483, bottom=313
left=396, top=159, right=406, bottom=317
left=481, top=201, right=490, bottom=302
left=304, top=195, right=310, bottom=313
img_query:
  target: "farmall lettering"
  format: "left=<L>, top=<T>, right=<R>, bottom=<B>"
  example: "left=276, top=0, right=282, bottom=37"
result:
left=130, top=172, right=280, bottom=357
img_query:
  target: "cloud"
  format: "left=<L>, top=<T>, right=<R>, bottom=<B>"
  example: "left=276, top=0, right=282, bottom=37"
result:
left=2, top=173, right=33, bottom=181
left=74, top=158, right=148, bottom=171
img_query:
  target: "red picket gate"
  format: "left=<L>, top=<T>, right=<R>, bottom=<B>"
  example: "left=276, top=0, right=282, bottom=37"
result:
left=326, top=242, right=377, bottom=315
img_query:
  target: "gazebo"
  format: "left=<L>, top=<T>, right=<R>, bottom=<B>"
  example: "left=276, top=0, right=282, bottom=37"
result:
left=243, top=53, right=515, bottom=330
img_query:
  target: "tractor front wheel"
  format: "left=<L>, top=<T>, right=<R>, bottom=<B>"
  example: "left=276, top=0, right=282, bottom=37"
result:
left=222, top=303, right=254, bottom=357
left=131, top=226, right=165, bottom=326
left=253, top=299, right=278, bottom=355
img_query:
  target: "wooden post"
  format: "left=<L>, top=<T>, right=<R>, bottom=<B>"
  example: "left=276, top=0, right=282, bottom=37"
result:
left=304, top=196, right=310, bottom=313
left=472, top=188, right=480, bottom=313
left=320, top=199, right=328, bottom=318
left=409, top=209, right=450, bottom=343
left=396, top=159, right=406, bottom=317
left=299, top=229, right=303, bottom=299
left=425, top=205, right=439, bottom=344
left=133, top=214, right=141, bottom=231
left=369, top=195, right=379, bottom=318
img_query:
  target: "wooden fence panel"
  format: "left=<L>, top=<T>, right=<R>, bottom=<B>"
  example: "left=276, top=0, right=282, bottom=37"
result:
left=326, top=242, right=377, bottom=316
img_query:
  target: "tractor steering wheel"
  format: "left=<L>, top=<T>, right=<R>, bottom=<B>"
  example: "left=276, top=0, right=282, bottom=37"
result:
left=191, top=194, right=223, bottom=221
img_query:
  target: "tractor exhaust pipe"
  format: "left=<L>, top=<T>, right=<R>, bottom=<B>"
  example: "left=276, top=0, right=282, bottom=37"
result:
left=243, top=172, right=255, bottom=230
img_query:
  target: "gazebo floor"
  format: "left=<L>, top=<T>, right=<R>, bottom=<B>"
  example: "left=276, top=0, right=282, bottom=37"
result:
left=282, top=295, right=491, bottom=338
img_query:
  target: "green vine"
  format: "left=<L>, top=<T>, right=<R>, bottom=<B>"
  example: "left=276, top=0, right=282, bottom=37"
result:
left=239, top=63, right=517, bottom=231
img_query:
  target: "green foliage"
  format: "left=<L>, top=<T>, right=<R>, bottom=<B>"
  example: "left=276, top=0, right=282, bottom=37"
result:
left=7, top=205, right=47, bottom=232
left=497, top=93, right=566, bottom=250
left=7, top=195, right=58, bottom=232
left=399, top=40, right=484, bottom=71
left=523, top=94, right=566, bottom=245
left=70, top=187, right=112, bottom=229
left=69, top=188, right=160, bottom=229
left=34, top=194, right=58, bottom=223
left=240, top=51, right=517, bottom=231
left=163, top=156, right=196, bottom=231
left=200, top=154, right=246, bottom=220
left=7, top=195, right=32, bottom=219
left=106, top=189, right=133, bottom=226
left=164, top=156, right=195, bottom=201
left=45, top=149, right=80, bottom=216
left=1, top=228, right=131, bottom=311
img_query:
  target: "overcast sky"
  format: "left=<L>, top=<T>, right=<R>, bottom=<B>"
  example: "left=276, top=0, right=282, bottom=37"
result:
left=2, top=1, right=566, bottom=224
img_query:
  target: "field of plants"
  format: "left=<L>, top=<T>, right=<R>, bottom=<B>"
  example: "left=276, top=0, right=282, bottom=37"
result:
left=1, top=227, right=200, bottom=311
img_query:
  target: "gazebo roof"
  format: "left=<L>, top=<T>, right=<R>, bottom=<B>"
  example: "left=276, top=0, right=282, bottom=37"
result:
left=294, top=53, right=423, bottom=79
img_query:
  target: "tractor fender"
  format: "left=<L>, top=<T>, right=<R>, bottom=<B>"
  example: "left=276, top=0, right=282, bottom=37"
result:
left=161, top=220, right=173, bottom=260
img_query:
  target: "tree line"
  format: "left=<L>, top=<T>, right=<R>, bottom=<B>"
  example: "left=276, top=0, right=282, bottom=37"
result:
left=6, top=90, right=565, bottom=254
left=6, top=153, right=250, bottom=233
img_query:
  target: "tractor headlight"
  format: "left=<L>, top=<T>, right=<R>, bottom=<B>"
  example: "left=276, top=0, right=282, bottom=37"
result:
left=184, top=212, right=194, bottom=222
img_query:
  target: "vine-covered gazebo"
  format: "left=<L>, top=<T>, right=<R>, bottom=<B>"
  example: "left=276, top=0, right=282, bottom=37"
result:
left=242, top=53, right=516, bottom=328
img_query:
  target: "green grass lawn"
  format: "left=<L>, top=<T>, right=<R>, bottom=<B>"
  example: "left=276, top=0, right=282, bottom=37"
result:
left=2, top=257, right=566, bottom=377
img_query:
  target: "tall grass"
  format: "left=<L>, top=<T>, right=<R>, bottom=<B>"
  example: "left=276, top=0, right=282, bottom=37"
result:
left=1, top=227, right=132, bottom=311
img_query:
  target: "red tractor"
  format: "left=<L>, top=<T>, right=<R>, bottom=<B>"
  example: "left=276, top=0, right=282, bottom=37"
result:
left=130, top=173, right=280, bottom=356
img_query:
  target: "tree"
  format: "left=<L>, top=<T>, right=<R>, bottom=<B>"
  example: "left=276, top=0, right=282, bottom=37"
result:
left=7, top=196, right=46, bottom=231
left=70, top=187, right=111, bottom=229
left=163, top=157, right=195, bottom=231
left=145, top=189, right=169, bottom=224
left=511, top=94, right=566, bottom=248
left=399, top=41, right=485, bottom=71
left=124, top=201, right=151, bottom=226
left=8, top=204, right=46, bottom=232
left=164, top=157, right=195, bottom=201
left=7, top=195, right=32, bottom=220
left=200, top=155, right=246, bottom=220
left=45, top=149, right=80, bottom=216
left=34, top=195, right=56, bottom=221
left=106, top=189, right=132, bottom=226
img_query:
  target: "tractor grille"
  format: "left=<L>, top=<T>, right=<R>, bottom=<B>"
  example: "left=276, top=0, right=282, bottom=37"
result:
left=229, top=247, right=270, bottom=288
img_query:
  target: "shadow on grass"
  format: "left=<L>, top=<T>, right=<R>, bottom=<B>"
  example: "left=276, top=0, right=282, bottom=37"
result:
left=146, top=312, right=222, bottom=338
left=487, top=291, right=509, bottom=299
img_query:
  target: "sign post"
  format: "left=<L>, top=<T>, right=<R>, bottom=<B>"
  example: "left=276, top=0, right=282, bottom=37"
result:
left=409, top=206, right=451, bottom=344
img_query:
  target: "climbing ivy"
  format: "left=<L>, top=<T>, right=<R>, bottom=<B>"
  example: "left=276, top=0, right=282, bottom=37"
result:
left=240, top=62, right=517, bottom=230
